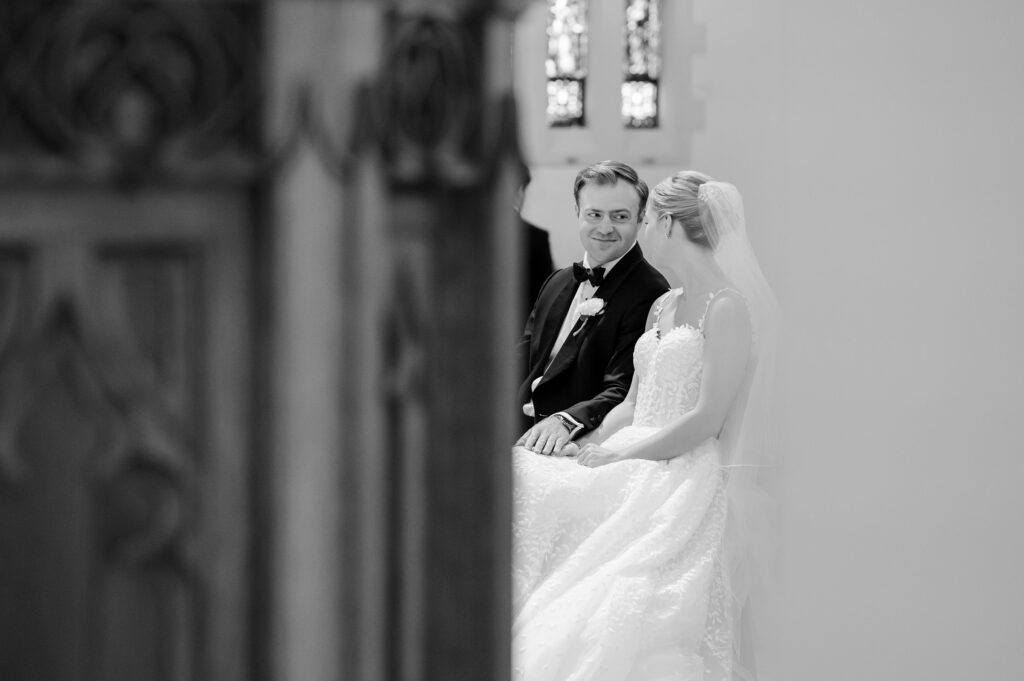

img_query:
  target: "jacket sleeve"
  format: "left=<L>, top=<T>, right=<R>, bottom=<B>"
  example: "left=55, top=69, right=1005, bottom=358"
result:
left=514, top=304, right=537, bottom=385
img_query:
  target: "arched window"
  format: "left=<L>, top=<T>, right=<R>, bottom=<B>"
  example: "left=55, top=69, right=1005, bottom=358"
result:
left=545, top=0, right=662, bottom=130
left=546, top=0, right=589, bottom=127
left=521, top=0, right=695, bottom=165
left=622, top=0, right=661, bottom=128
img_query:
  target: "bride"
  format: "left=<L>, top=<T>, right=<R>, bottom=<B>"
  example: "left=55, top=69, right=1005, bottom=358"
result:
left=512, top=171, right=780, bottom=681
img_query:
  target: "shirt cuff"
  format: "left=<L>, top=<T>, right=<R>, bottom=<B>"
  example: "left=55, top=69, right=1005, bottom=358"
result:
left=554, top=411, right=584, bottom=438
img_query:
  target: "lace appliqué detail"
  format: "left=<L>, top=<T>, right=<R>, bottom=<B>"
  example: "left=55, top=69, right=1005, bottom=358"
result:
left=632, top=324, right=704, bottom=429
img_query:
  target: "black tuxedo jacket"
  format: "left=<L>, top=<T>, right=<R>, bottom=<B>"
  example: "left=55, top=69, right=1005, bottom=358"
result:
left=515, top=244, right=669, bottom=436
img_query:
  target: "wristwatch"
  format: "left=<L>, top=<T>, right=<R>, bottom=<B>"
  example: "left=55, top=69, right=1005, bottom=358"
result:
left=553, top=413, right=576, bottom=432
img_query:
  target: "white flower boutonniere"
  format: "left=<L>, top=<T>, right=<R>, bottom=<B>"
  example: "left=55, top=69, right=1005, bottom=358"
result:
left=573, top=298, right=606, bottom=337
left=577, top=297, right=606, bottom=317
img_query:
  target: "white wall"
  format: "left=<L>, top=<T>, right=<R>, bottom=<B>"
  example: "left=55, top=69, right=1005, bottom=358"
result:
left=698, top=1, right=1024, bottom=679
left=518, top=1, right=1024, bottom=678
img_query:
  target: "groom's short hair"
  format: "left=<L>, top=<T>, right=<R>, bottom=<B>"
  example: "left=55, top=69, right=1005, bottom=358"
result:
left=572, top=160, right=649, bottom=220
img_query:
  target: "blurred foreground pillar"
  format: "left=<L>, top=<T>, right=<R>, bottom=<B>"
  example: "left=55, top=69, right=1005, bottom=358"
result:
left=0, top=2, right=261, bottom=680
left=0, top=0, right=525, bottom=679
left=267, top=2, right=526, bottom=681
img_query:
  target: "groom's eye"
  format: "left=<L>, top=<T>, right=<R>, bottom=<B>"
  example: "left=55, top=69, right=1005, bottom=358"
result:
left=611, top=212, right=631, bottom=223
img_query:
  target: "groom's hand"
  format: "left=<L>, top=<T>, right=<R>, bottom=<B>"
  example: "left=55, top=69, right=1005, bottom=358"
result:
left=518, top=416, right=572, bottom=456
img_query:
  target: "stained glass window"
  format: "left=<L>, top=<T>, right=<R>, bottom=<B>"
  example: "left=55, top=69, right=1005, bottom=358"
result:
left=622, top=0, right=661, bottom=128
left=546, top=0, right=589, bottom=127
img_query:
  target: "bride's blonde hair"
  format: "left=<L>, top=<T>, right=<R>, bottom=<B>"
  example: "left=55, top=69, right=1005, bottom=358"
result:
left=648, top=170, right=714, bottom=247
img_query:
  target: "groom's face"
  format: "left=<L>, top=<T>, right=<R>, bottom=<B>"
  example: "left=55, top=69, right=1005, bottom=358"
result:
left=576, top=182, right=643, bottom=267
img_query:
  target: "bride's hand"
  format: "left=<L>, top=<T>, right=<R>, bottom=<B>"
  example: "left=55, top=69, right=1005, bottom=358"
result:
left=576, top=444, right=624, bottom=468
left=556, top=441, right=581, bottom=458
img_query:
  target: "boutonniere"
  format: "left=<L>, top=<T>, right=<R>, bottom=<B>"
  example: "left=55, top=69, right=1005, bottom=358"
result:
left=573, top=298, right=606, bottom=336
left=577, top=297, right=606, bottom=317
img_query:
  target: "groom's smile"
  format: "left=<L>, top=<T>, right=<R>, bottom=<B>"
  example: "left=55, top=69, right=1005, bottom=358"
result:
left=576, top=181, right=642, bottom=267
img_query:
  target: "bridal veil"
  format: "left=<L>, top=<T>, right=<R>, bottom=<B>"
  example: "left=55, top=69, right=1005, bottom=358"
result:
left=698, top=181, right=782, bottom=681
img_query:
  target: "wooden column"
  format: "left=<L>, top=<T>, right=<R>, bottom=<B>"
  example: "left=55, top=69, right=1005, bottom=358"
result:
left=0, top=3, right=262, bottom=681
left=264, top=4, right=386, bottom=681
left=263, top=1, right=527, bottom=679
left=338, top=3, right=526, bottom=680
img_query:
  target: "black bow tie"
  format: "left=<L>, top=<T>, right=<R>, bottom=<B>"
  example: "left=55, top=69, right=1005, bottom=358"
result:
left=573, top=262, right=605, bottom=287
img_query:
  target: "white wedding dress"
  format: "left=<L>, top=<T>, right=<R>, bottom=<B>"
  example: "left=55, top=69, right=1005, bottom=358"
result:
left=512, top=299, right=733, bottom=681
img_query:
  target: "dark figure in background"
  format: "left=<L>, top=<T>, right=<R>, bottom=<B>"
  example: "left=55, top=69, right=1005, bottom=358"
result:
left=515, top=165, right=555, bottom=322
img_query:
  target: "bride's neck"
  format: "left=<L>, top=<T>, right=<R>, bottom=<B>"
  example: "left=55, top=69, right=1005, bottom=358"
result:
left=661, top=246, right=726, bottom=296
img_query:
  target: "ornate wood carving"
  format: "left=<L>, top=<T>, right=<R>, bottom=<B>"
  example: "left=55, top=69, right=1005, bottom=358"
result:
left=0, top=1, right=260, bottom=678
left=0, top=248, right=31, bottom=480
left=0, top=0, right=262, bottom=184
left=0, top=244, right=200, bottom=680
left=353, top=11, right=518, bottom=190
left=342, top=7, right=522, bottom=681
left=0, top=194, right=251, bottom=681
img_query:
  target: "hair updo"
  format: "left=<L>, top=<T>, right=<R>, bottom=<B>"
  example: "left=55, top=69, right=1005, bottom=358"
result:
left=649, top=170, right=715, bottom=248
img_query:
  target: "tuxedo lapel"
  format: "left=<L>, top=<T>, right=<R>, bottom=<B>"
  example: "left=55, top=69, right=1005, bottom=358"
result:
left=540, top=314, right=592, bottom=385
left=534, top=274, right=579, bottom=369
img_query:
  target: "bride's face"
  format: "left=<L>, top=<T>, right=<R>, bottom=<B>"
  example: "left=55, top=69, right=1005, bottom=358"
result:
left=640, top=211, right=669, bottom=266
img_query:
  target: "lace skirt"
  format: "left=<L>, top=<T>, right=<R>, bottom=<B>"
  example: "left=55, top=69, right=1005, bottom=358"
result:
left=512, top=429, right=731, bottom=681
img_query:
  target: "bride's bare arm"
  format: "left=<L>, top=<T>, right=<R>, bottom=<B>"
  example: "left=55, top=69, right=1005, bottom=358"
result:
left=575, top=374, right=639, bottom=446
left=581, top=295, right=751, bottom=464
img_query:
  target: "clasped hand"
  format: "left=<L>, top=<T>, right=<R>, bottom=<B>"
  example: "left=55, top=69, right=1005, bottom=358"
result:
left=516, top=416, right=573, bottom=456
left=515, top=418, right=623, bottom=467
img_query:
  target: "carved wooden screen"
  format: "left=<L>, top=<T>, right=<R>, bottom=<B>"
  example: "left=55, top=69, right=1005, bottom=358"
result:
left=0, top=190, right=253, bottom=681
left=0, top=2, right=261, bottom=680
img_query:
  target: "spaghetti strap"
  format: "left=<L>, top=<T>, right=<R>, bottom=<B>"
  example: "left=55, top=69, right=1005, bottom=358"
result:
left=652, top=289, right=683, bottom=339
left=697, top=288, right=743, bottom=333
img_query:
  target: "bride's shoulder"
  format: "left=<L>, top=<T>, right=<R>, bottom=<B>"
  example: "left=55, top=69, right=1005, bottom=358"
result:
left=710, top=287, right=748, bottom=308
left=702, top=289, right=751, bottom=336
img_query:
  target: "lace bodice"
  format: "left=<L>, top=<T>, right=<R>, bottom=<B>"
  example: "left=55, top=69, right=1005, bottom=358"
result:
left=630, top=289, right=723, bottom=428
left=632, top=323, right=704, bottom=428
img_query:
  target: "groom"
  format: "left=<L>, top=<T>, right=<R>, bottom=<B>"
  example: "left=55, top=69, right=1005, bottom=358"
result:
left=516, top=160, right=669, bottom=455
